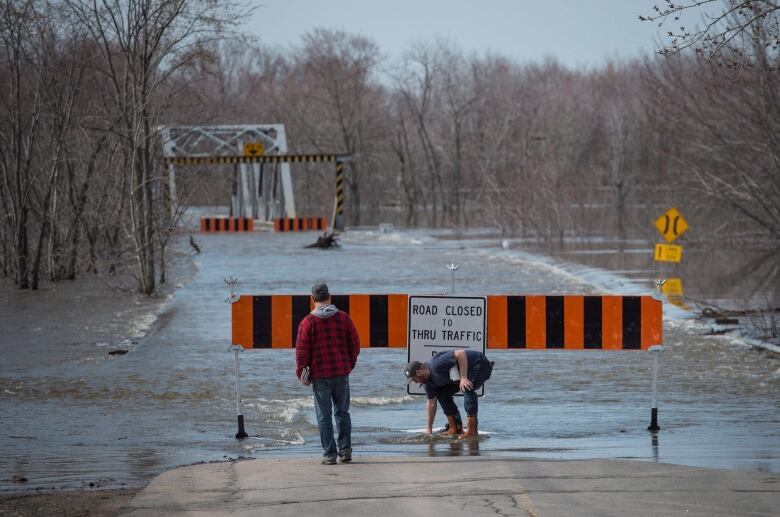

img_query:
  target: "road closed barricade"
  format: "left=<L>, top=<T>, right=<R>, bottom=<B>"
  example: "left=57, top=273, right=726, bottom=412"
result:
left=201, top=217, right=253, bottom=233
left=232, top=294, right=409, bottom=349
left=274, top=217, right=328, bottom=232
left=230, top=294, right=662, bottom=350
left=227, top=291, right=665, bottom=437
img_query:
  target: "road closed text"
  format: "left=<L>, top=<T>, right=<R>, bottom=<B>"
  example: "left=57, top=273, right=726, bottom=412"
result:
left=410, top=303, right=483, bottom=317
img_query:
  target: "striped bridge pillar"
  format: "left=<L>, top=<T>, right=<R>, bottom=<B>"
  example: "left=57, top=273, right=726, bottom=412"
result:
left=333, top=162, right=345, bottom=231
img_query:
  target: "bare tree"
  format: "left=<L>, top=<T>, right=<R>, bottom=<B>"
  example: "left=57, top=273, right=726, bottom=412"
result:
left=389, top=92, right=425, bottom=228
left=0, top=0, right=62, bottom=289
left=28, top=24, right=87, bottom=289
left=641, top=0, right=779, bottom=67
left=395, top=42, right=447, bottom=227
left=289, top=29, right=383, bottom=226
left=596, top=63, right=645, bottom=245
left=63, top=0, right=247, bottom=294
left=643, top=52, right=780, bottom=239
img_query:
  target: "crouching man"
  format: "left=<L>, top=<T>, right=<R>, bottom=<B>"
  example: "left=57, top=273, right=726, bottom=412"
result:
left=405, top=350, right=493, bottom=438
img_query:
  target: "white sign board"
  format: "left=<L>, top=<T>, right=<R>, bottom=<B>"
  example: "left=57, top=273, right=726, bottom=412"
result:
left=407, top=295, right=486, bottom=396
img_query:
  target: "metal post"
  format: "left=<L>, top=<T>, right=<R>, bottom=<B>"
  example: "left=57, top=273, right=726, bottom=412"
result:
left=159, top=127, right=178, bottom=219
left=225, top=276, right=248, bottom=439
left=232, top=346, right=248, bottom=439
left=653, top=278, right=666, bottom=301
left=647, top=345, right=664, bottom=432
left=447, top=263, right=461, bottom=296
left=332, top=161, right=345, bottom=232
left=230, top=165, right=238, bottom=218
left=167, top=162, right=177, bottom=219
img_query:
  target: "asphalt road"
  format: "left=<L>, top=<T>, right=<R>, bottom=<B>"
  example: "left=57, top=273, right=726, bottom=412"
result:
left=122, top=455, right=779, bottom=516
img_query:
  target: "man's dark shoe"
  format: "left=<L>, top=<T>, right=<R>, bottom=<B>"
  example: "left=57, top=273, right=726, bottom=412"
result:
left=338, top=448, right=352, bottom=463
left=321, top=456, right=337, bottom=465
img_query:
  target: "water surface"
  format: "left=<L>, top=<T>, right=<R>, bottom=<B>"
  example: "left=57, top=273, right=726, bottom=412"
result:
left=1, top=229, right=778, bottom=490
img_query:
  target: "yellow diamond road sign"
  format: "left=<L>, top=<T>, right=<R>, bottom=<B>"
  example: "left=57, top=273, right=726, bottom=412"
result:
left=243, top=142, right=264, bottom=157
left=655, top=207, right=688, bottom=243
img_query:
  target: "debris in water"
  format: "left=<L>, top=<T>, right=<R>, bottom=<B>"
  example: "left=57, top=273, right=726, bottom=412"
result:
left=306, top=233, right=339, bottom=249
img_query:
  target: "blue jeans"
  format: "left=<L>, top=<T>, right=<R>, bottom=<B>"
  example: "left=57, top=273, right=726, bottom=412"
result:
left=436, top=356, right=493, bottom=417
left=312, top=375, right=351, bottom=459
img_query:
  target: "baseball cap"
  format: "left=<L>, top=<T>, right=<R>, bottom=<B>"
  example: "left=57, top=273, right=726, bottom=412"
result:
left=404, top=360, right=423, bottom=384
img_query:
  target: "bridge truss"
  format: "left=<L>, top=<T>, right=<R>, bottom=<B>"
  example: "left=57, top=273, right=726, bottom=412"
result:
left=160, top=125, right=295, bottom=221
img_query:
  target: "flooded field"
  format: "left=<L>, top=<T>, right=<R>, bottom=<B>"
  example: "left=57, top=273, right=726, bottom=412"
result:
left=1, top=228, right=779, bottom=491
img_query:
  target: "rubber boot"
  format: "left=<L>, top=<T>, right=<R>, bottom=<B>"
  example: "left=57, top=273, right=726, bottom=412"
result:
left=459, top=415, right=478, bottom=438
left=437, top=413, right=463, bottom=436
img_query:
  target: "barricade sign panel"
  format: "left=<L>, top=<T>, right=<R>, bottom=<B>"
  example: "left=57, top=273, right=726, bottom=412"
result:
left=407, top=295, right=486, bottom=396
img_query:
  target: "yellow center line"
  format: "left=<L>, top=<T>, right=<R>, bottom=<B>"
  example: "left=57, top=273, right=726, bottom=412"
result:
left=515, top=479, right=539, bottom=517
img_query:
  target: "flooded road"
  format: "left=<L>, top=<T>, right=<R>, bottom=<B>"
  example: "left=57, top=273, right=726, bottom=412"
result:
left=1, top=229, right=779, bottom=491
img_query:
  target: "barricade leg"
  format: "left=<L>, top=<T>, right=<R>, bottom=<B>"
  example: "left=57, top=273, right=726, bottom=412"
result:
left=647, top=345, right=663, bottom=432
left=233, top=347, right=248, bottom=439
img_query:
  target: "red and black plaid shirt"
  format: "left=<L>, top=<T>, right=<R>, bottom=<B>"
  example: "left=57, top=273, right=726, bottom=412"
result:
left=295, top=310, right=360, bottom=380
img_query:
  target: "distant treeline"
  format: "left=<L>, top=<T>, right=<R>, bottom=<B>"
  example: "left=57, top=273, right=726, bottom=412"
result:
left=1, top=1, right=778, bottom=294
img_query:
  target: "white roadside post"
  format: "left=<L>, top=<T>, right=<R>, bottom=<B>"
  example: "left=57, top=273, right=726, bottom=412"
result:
left=447, top=263, right=461, bottom=295
left=647, top=344, right=664, bottom=432
left=225, top=277, right=248, bottom=439
left=647, top=278, right=666, bottom=433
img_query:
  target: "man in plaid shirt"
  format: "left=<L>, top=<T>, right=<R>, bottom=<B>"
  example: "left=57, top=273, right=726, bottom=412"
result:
left=296, top=282, right=360, bottom=465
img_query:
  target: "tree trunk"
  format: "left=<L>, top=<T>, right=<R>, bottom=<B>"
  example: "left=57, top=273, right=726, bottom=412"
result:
left=65, top=221, right=80, bottom=280
left=348, top=165, right=360, bottom=227
left=30, top=218, right=47, bottom=290
left=15, top=207, right=29, bottom=289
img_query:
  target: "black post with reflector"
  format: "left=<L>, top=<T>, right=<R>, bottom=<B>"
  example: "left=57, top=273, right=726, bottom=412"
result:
left=647, top=345, right=664, bottom=432
left=232, top=345, right=248, bottom=439
left=225, top=277, right=248, bottom=439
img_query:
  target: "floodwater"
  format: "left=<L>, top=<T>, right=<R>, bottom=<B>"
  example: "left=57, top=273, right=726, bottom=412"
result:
left=1, top=228, right=779, bottom=491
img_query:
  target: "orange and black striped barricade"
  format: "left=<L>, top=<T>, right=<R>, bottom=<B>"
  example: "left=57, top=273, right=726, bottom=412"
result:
left=485, top=295, right=662, bottom=350
left=200, top=217, right=254, bottom=233
left=273, top=217, right=328, bottom=232
left=231, top=294, right=661, bottom=350
left=232, top=294, right=409, bottom=349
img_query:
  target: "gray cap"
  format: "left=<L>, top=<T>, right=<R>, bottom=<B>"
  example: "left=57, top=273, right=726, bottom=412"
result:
left=311, top=282, right=330, bottom=302
left=404, top=360, right=423, bottom=384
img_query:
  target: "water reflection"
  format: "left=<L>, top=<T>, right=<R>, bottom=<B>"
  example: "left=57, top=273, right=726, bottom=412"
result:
left=518, top=238, right=780, bottom=310
left=127, top=448, right=163, bottom=480
left=427, top=437, right=481, bottom=457
left=700, top=248, right=779, bottom=303
left=651, top=433, right=659, bottom=463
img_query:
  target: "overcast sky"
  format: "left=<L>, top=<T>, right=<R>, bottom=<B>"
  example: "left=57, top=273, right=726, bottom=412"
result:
left=247, top=0, right=666, bottom=69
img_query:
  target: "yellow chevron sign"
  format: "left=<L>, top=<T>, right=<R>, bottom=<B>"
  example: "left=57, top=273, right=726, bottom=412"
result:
left=655, top=207, right=688, bottom=243
left=654, top=243, right=682, bottom=263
